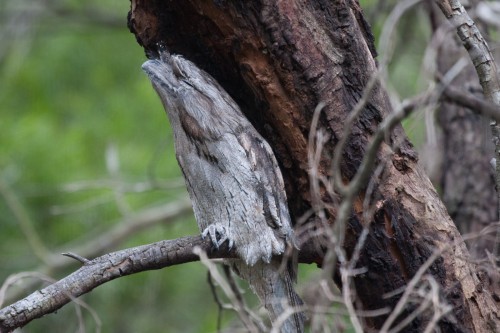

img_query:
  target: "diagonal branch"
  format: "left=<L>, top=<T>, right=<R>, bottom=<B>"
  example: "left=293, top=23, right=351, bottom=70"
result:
left=48, top=196, right=193, bottom=269
left=0, top=236, right=228, bottom=332
left=442, top=85, right=500, bottom=122
left=0, top=235, right=320, bottom=332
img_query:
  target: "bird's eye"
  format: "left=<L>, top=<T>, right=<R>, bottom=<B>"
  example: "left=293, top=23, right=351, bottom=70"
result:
left=156, top=42, right=171, bottom=62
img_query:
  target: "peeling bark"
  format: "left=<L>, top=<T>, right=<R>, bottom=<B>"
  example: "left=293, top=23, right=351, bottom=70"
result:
left=129, top=1, right=499, bottom=332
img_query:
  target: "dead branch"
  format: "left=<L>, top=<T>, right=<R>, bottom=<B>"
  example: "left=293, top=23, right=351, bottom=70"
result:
left=1, top=196, right=193, bottom=308
left=0, top=236, right=223, bottom=332
left=442, top=85, right=500, bottom=121
left=47, top=197, right=193, bottom=269
left=0, top=235, right=321, bottom=332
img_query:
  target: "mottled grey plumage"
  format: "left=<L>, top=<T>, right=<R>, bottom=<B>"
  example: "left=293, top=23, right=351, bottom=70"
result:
left=142, top=49, right=303, bottom=332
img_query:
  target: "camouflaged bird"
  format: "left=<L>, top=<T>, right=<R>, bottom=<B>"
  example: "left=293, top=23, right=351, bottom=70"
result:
left=142, top=48, right=304, bottom=332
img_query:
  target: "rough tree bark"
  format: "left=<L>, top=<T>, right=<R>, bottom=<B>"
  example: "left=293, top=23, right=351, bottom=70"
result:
left=128, top=1, right=499, bottom=332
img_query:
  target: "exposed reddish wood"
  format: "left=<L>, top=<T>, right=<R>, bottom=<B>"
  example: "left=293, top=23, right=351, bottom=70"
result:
left=129, top=1, right=500, bottom=331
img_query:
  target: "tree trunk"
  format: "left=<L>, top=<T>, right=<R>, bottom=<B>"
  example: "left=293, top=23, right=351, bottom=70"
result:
left=128, top=1, right=499, bottom=332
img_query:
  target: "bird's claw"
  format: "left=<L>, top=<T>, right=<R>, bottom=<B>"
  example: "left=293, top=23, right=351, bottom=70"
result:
left=202, top=225, right=234, bottom=249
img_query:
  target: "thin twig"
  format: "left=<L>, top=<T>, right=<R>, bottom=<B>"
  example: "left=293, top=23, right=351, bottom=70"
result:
left=207, top=271, right=224, bottom=332
left=380, top=249, right=444, bottom=332
left=47, top=197, right=192, bottom=269
left=443, top=84, right=500, bottom=122
left=0, top=179, right=51, bottom=265
left=194, top=247, right=264, bottom=333
left=61, top=252, right=90, bottom=265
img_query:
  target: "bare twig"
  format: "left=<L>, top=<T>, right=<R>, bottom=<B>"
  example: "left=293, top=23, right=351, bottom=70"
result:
left=61, top=252, right=90, bottom=265
left=443, top=84, right=500, bottom=122
left=207, top=271, right=224, bottom=332
left=380, top=248, right=445, bottom=332
left=105, top=143, right=132, bottom=216
left=194, top=247, right=265, bottom=333
left=0, top=179, right=51, bottom=265
left=307, top=102, right=330, bottom=221
left=271, top=303, right=307, bottom=333
left=48, top=197, right=193, bottom=269
left=0, top=272, right=53, bottom=308
left=435, top=0, right=500, bottom=105
left=52, top=178, right=185, bottom=194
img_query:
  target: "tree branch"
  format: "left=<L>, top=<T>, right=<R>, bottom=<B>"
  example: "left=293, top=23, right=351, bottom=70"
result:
left=0, top=235, right=321, bottom=332
left=442, top=85, right=500, bottom=122
left=0, top=236, right=219, bottom=332
left=436, top=0, right=500, bottom=256
left=1, top=197, right=193, bottom=307
left=47, top=197, right=193, bottom=269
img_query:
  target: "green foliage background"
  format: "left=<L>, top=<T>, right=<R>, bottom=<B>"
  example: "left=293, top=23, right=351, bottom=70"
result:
left=0, top=0, right=430, bottom=332
left=0, top=1, right=220, bottom=332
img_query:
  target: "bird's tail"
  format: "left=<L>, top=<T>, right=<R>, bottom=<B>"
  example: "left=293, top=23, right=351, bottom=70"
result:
left=231, top=258, right=305, bottom=333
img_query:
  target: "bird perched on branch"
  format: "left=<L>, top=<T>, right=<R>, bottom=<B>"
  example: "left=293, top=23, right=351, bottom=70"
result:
left=142, top=47, right=304, bottom=332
